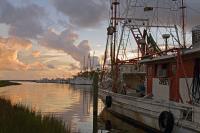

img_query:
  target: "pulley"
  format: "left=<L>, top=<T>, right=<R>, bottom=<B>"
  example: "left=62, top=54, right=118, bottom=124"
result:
left=107, top=26, right=115, bottom=35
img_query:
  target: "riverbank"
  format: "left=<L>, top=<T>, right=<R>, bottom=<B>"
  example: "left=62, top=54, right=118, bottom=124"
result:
left=0, top=98, right=68, bottom=133
left=0, top=80, right=21, bottom=87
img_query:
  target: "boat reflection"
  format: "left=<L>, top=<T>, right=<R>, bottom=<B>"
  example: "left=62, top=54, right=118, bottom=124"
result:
left=98, top=108, right=146, bottom=133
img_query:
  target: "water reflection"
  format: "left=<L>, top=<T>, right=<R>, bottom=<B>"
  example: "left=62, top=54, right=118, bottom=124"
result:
left=98, top=108, right=146, bottom=133
left=0, top=82, right=94, bottom=132
left=0, top=82, right=145, bottom=133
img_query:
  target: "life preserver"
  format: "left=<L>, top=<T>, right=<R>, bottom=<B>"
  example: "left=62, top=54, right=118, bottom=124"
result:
left=105, top=96, right=112, bottom=108
left=159, top=111, right=174, bottom=133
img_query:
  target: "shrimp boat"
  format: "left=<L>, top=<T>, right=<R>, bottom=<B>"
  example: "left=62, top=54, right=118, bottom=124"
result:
left=99, top=0, right=200, bottom=132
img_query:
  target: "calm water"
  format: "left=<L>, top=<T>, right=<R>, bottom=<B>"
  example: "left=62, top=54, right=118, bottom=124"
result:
left=0, top=82, right=145, bottom=133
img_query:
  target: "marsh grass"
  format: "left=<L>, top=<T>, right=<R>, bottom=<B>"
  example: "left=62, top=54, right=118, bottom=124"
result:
left=0, top=80, right=21, bottom=87
left=0, top=98, right=69, bottom=133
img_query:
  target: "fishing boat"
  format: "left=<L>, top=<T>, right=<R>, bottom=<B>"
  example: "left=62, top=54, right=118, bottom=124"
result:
left=69, top=76, right=92, bottom=85
left=69, top=72, right=93, bottom=85
left=69, top=53, right=96, bottom=85
left=99, top=0, right=200, bottom=132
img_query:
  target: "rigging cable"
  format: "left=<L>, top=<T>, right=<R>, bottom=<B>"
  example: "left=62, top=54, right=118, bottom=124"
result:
left=124, top=29, right=131, bottom=60
left=170, top=28, right=176, bottom=48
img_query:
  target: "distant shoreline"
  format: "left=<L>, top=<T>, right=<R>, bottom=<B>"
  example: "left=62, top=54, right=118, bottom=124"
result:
left=0, top=80, right=21, bottom=87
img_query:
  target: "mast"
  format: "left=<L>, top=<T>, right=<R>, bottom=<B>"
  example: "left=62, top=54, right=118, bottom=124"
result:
left=110, top=3, right=113, bottom=73
left=181, top=0, right=186, bottom=48
left=83, top=56, right=85, bottom=72
left=89, top=53, right=92, bottom=71
left=112, top=0, right=119, bottom=63
left=111, top=0, right=119, bottom=92
left=92, top=51, right=95, bottom=71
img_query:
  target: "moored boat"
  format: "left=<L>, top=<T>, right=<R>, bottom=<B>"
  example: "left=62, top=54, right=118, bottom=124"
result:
left=69, top=71, right=93, bottom=85
left=99, top=0, right=200, bottom=132
left=69, top=75, right=93, bottom=85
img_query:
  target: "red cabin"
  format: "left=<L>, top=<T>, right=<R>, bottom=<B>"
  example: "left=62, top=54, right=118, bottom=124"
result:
left=141, top=47, right=200, bottom=104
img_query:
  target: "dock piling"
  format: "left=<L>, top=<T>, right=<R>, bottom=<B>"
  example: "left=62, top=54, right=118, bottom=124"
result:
left=93, top=72, right=99, bottom=133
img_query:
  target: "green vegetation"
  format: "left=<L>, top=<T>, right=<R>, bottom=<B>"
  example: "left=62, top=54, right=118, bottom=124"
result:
left=0, top=80, right=21, bottom=87
left=0, top=98, right=68, bottom=133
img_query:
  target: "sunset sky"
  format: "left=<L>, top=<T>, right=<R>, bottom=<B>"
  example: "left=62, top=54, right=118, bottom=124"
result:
left=0, top=0, right=109, bottom=80
left=0, top=0, right=200, bottom=80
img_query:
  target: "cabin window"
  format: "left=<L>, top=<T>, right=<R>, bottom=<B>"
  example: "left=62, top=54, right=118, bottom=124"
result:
left=156, top=64, right=168, bottom=77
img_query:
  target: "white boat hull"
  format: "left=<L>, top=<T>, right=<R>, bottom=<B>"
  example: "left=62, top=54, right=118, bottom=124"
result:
left=99, top=89, right=200, bottom=133
left=69, top=77, right=92, bottom=85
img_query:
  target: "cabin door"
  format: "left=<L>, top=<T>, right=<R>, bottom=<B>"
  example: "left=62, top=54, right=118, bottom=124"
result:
left=152, top=64, right=170, bottom=101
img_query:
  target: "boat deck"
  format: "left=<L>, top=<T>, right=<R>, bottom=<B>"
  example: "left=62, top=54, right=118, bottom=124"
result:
left=127, top=89, right=144, bottom=97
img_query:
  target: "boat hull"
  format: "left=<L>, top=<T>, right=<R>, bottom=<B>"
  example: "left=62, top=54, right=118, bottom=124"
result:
left=99, top=89, right=200, bottom=133
left=69, top=77, right=92, bottom=85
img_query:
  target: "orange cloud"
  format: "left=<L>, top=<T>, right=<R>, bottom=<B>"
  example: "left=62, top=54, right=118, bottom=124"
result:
left=0, top=36, right=32, bottom=50
left=0, top=48, right=27, bottom=70
left=0, top=37, right=32, bottom=70
left=0, top=36, right=81, bottom=79
left=32, top=50, right=41, bottom=58
left=28, top=62, right=45, bottom=70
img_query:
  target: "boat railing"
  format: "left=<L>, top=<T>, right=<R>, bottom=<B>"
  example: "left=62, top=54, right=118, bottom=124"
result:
left=99, top=89, right=193, bottom=110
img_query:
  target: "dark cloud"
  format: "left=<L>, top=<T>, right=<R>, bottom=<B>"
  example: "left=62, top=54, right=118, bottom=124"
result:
left=40, top=29, right=91, bottom=66
left=40, top=29, right=100, bottom=69
left=52, top=0, right=108, bottom=28
left=0, top=0, right=46, bottom=39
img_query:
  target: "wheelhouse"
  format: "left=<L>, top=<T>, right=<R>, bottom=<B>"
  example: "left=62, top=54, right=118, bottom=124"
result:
left=141, top=47, right=200, bottom=104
